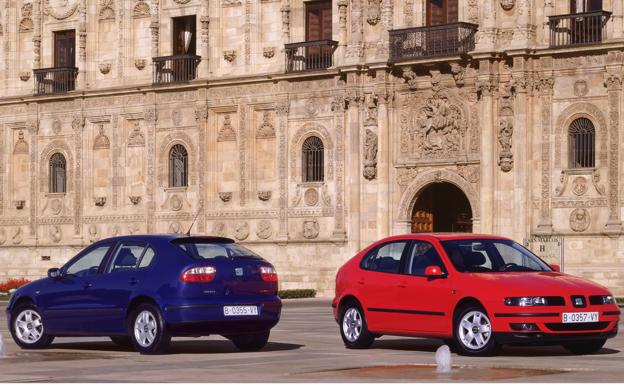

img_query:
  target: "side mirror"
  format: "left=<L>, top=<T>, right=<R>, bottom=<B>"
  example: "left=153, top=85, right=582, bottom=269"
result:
left=48, top=268, right=61, bottom=279
left=550, top=264, right=561, bottom=272
left=425, top=265, right=445, bottom=278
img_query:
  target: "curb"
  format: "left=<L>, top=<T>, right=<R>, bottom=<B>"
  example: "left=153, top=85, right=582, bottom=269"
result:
left=281, top=297, right=332, bottom=308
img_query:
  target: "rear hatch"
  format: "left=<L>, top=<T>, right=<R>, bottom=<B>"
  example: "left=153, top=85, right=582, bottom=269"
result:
left=173, top=237, right=278, bottom=298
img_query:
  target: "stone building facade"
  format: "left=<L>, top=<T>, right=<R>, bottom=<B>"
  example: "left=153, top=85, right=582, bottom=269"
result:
left=0, top=0, right=623, bottom=296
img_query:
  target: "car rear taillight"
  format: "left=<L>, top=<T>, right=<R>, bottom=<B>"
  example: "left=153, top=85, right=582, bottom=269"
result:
left=180, top=266, right=216, bottom=282
left=260, top=266, right=278, bottom=282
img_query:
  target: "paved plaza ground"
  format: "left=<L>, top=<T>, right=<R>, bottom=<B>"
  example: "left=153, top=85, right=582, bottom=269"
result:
left=0, top=299, right=622, bottom=382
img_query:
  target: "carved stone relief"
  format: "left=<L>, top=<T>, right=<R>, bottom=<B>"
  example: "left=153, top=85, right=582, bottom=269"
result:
left=14, top=131, right=29, bottom=154
left=218, top=114, right=237, bottom=142
left=234, top=221, right=249, bottom=240
left=302, top=219, right=319, bottom=239
left=99, top=0, right=115, bottom=20
left=219, top=192, right=232, bottom=202
left=169, top=221, right=183, bottom=234
left=258, top=191, right=271, bottom=201
left=256, top=220, right=272, bottom=239
left=212, top=222, right=227, bottom=237
left=304, top=188, right=319, bottom=206
left=133, top=1, right=150, bottom=18
left=257, top=111, right=275, bottom=139
left=498, top=119, right=514, bottom=172
left=49, top=225, right=62, bottom=243
left=574, top=80, right=588, bottom=97
left=570, top=208, right=590, bottom=232
left=127, top=121, right=146, bottom=147
left=366, top=0, right=381, bottom=25
left=89, top=224, right=100, bottom=242
left=19, top=3, right=34, bottom=32
left=572, top=176, right=588, bottom=196
left=363, top=129, right=378, bottom=180
left=500, top=0, right=515, bottom=11
left=44, top=0, right=79, bottom=20
left=93, top=125, right=111, bottom=149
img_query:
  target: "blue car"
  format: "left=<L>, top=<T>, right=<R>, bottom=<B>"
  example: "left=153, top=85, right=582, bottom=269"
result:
left=5, top=235, right=281, bottom=354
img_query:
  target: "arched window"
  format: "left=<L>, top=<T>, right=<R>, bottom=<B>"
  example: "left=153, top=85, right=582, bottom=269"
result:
left=302, top=136, right=324, bottom=182
left=569, top=118, right=595, bottom=169
left=49, top=153, right=67, bottom=193
left=169, top=144, right=188, bottom=187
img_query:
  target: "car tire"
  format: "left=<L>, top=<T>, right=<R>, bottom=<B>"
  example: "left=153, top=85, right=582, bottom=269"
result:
left=9, top=304, right=55, bottom=349
left=110, top=336, right=133, bottom=348
left=340, top=301, right=375, bottom=349
left=453, top=304, right=499, bottom=356
left=562, top=339, right=606, bottom=355
left=128, top=303, right=171, bottom=355
left=229, top=331, right=270, bottom=352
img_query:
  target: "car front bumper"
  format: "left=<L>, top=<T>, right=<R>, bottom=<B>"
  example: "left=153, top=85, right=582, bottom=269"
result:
left=162, top=297, right=281, bottom=336
left=495, top=327, right=618, bottom=345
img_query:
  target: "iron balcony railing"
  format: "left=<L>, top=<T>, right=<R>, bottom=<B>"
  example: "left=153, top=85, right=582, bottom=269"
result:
left=285, top=40, right=338, bottom=73
left=548, top=11, right=611, bottom=47
left=152, top=54, right=201, bottom=85
left=389, top=22, right=478, bottom=61
left=33, top=67, right=78, bottom=96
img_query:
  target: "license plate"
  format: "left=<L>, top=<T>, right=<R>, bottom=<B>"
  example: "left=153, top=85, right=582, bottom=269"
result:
left=223, top=305, right=259, bottom=316
left=562, top=312, right=599, bottom=323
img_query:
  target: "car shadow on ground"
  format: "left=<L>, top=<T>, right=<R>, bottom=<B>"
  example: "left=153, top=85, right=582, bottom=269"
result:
left=50, top=340, right=303, bottom=355
left=371, top=338, right=620, bottom=357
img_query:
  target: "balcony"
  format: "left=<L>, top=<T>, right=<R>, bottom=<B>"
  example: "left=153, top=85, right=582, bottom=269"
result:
left=284, top=40, right=338, bottom=73
left=152, top=54, right=201, bottom=85
left=548, top=11, right=611, bottom=48
left=389, top=22, right=478, bottom=61
left=33, top=67, right=78, bottom=96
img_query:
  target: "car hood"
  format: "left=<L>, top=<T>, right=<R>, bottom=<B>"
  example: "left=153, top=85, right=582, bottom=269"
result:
left=464, top=271, right=612, bottom=296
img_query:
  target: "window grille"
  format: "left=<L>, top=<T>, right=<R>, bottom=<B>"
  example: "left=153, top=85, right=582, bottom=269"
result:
left=169, top=144, right=188, bottom=187
left=49, top=153, right=67, bottom=193
left=302, top=136, right=324, bottom=182
left=569, top=118, right=595, bottom=168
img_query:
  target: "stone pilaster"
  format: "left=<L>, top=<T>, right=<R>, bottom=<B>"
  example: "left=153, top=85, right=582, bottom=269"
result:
left=536, top=65, right=554, bottom=233
left=477, top=72, right=496, bottom=234
left=195, top=99, right=208, bottom=233
left=346, top=74, right=362, bottom=249
left=276, top=100, right=289, bottom=240
left=144, top=97, right=157, bottom=233
left=603, top=52, right=623, bottom=233
left=331, top=94, right=347, bottom=239
left=375, top=80, right=390, bottom=238
left=512, top=0, right=536, bottom=48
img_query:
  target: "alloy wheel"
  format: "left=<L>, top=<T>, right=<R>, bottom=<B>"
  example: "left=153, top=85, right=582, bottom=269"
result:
left=458, top=310, right=492, bottom=350
left=14, top=309, right=44, bottom=344
left=134, top=310, right=157, bottom=348
left=342, top=307, right=363, bottom=342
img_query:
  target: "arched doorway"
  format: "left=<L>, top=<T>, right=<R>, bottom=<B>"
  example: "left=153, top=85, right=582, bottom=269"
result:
left=411, top=182, right=472, bottom=233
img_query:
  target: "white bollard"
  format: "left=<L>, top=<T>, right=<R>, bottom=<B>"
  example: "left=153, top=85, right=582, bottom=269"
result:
left=435, top=344, right=452, bottom=373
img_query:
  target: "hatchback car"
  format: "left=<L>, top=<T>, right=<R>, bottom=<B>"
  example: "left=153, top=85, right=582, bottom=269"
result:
left=332, top=234, right=620, bottom=356
left=6, top=235, right=281, bottom=354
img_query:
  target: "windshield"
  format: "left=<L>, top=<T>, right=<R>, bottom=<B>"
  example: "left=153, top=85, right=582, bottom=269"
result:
left=176, top=242, right=261, bottom=260
left=441, top=239, right=552, bottom=273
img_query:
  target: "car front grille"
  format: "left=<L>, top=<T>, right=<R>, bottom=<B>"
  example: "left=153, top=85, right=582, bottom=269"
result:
left=545, top=322, right=609, bottom=331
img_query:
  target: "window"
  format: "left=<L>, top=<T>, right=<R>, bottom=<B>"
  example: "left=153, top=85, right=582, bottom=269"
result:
left=427, top=0, right=458, bottom=26
left=569, top=118, right=595, bottom=168
left=107, top=242, right=146, bottom=273
left=49, top=153, right=67, bottom=193
left=169, top=144, right=188, bottom=187
left=406, top=241, right=447, bottom=276
left=65, top=244, right=112, bottom=277
left=302, top=136, right=324, bottom=182
left=571, top=0, right=602, bottom=13
left=305, top=1, right=332, bottom=41
left=173, top=240, right=261, bottom=260
left=361, top=241, right=408, bottom=274
left=173, top=15, right=197, bottom=55
left=138, top=247, right=156, bottom=268
left=54, top=30, right=75, bottom=68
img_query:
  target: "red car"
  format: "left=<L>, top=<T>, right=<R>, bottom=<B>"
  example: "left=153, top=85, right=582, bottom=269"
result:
left=332, top=234, right=620, bottom=356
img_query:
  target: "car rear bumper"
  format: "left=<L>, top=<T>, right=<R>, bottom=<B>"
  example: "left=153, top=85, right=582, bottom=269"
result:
left=494, top=327, right=618, bottom=345
left=162, top=297, right=281, bottom=336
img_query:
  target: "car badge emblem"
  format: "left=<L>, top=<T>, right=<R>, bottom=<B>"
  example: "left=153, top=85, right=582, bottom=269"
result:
left=235, top=268, right=243, bottom=276
left=574, top=297, right=584, bottom=306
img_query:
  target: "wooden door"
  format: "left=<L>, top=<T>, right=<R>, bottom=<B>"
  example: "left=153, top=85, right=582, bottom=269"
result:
left=305, top=0, right=332, bottom=41
left=570, top=0, right=602, bottom=13
left=54, top=30, right=75, bottom=68
left=426, top=0, right=458, bottom=26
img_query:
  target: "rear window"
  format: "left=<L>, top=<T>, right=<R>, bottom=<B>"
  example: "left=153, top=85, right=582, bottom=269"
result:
left=175, top=242, right=262, bottom=260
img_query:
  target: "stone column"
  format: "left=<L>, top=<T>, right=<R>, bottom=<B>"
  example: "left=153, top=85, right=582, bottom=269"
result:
left=378, top=0, right=393, bottom=57
left=276, top=101, right=290, bottom=240
left=150, top=0, right=160, bottom=58
left=512, top=0, right=536, bottom=48
left=374, top=80, right=390, bottom=238
left=511, top=58, right=531, bottom=240
left=144, top=98, right=157, bottom=233
left=536, top=64, right=554, bottom=233
left=543, top=0, right=554, bottom=46
left=476, top=0, right=496, bottom=51
left=32, top=0, right=41, bottom=68
left=337, top=0, right=348, bottom=62
left=603, top=52, right=623, bottom=233
left=476, top=65, right=496, bottom=234
left=199, top=14, right=210, bottom=78
left=77, top=0, right=87, bottom=90
left=72, top=111, right=85, bottom=238
left=613, top=0, right=623, bottom=39
left=345, top=0, right=364, bottom=63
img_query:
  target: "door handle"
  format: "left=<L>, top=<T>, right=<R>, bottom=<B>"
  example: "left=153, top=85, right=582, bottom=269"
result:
left=83, top=282, right=92, bottom=289
left=398, top=282, right=408, bottom=288
left=356, top=280, right=365, bottom=285
left=128, top=278, right=139, bottom=286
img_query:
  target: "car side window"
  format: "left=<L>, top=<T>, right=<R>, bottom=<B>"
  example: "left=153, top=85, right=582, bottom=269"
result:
left=65, top=245, right=112, bottom=277
left=107, top=242, right=146, bottom=273
left=138, top=247, right=156, bottom=269
left=407, top=241, right=446, bottom=276
left=361, top=241, right=407, bottom=274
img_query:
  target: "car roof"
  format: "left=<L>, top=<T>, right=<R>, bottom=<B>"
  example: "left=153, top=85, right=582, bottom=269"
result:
left=377, top=233, right=512, bottom=242
left=93, top=234, right=236, bottom=244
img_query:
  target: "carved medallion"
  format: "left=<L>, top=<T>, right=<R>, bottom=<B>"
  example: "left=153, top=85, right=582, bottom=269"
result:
left=256, top=220, right=272, bottom=240
left=234, top=222, right=249, bottom=240
left=171, top=109, right=182, bottom=126
left=170, top=195, right=183, bottom=211
left=88, top=224, right=100, bottom=243
left=219, top=192, right=232, bottom=202
left=258, top=191, right=272, bottom=201
left=169, top=221, right=182, bottom=234
left=52, top=120, right=62, bottom=135
left=500, top=0, right=515, bottom=10
left=110, top=224, right=121, bottom=236
left=304, top=98, right=319, bottom=117
left=128, top=222, right=139, bottom=234
left=304, top=188, right=319, bottom=206
left=572, top=176, right=588, bottom=196
left=44, top=0, right=80, bottom=20
left=303, top=219, right=320, bottom=239
left=49, top=225, right=62, bottom=243
left=50, top=199, right=62, bottom=215
left=574, top=80, right=588, bottom=97
left=99, top=62, right=111, bottom=75
left=570, top=208, right=590, bottom=232
left=213, top=222, right=227, bottom=237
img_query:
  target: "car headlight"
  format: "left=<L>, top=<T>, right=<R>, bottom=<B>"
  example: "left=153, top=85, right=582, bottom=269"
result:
left=602, top=295, right=615, bottom=305
left=505, top=296, right=548, bottom=306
